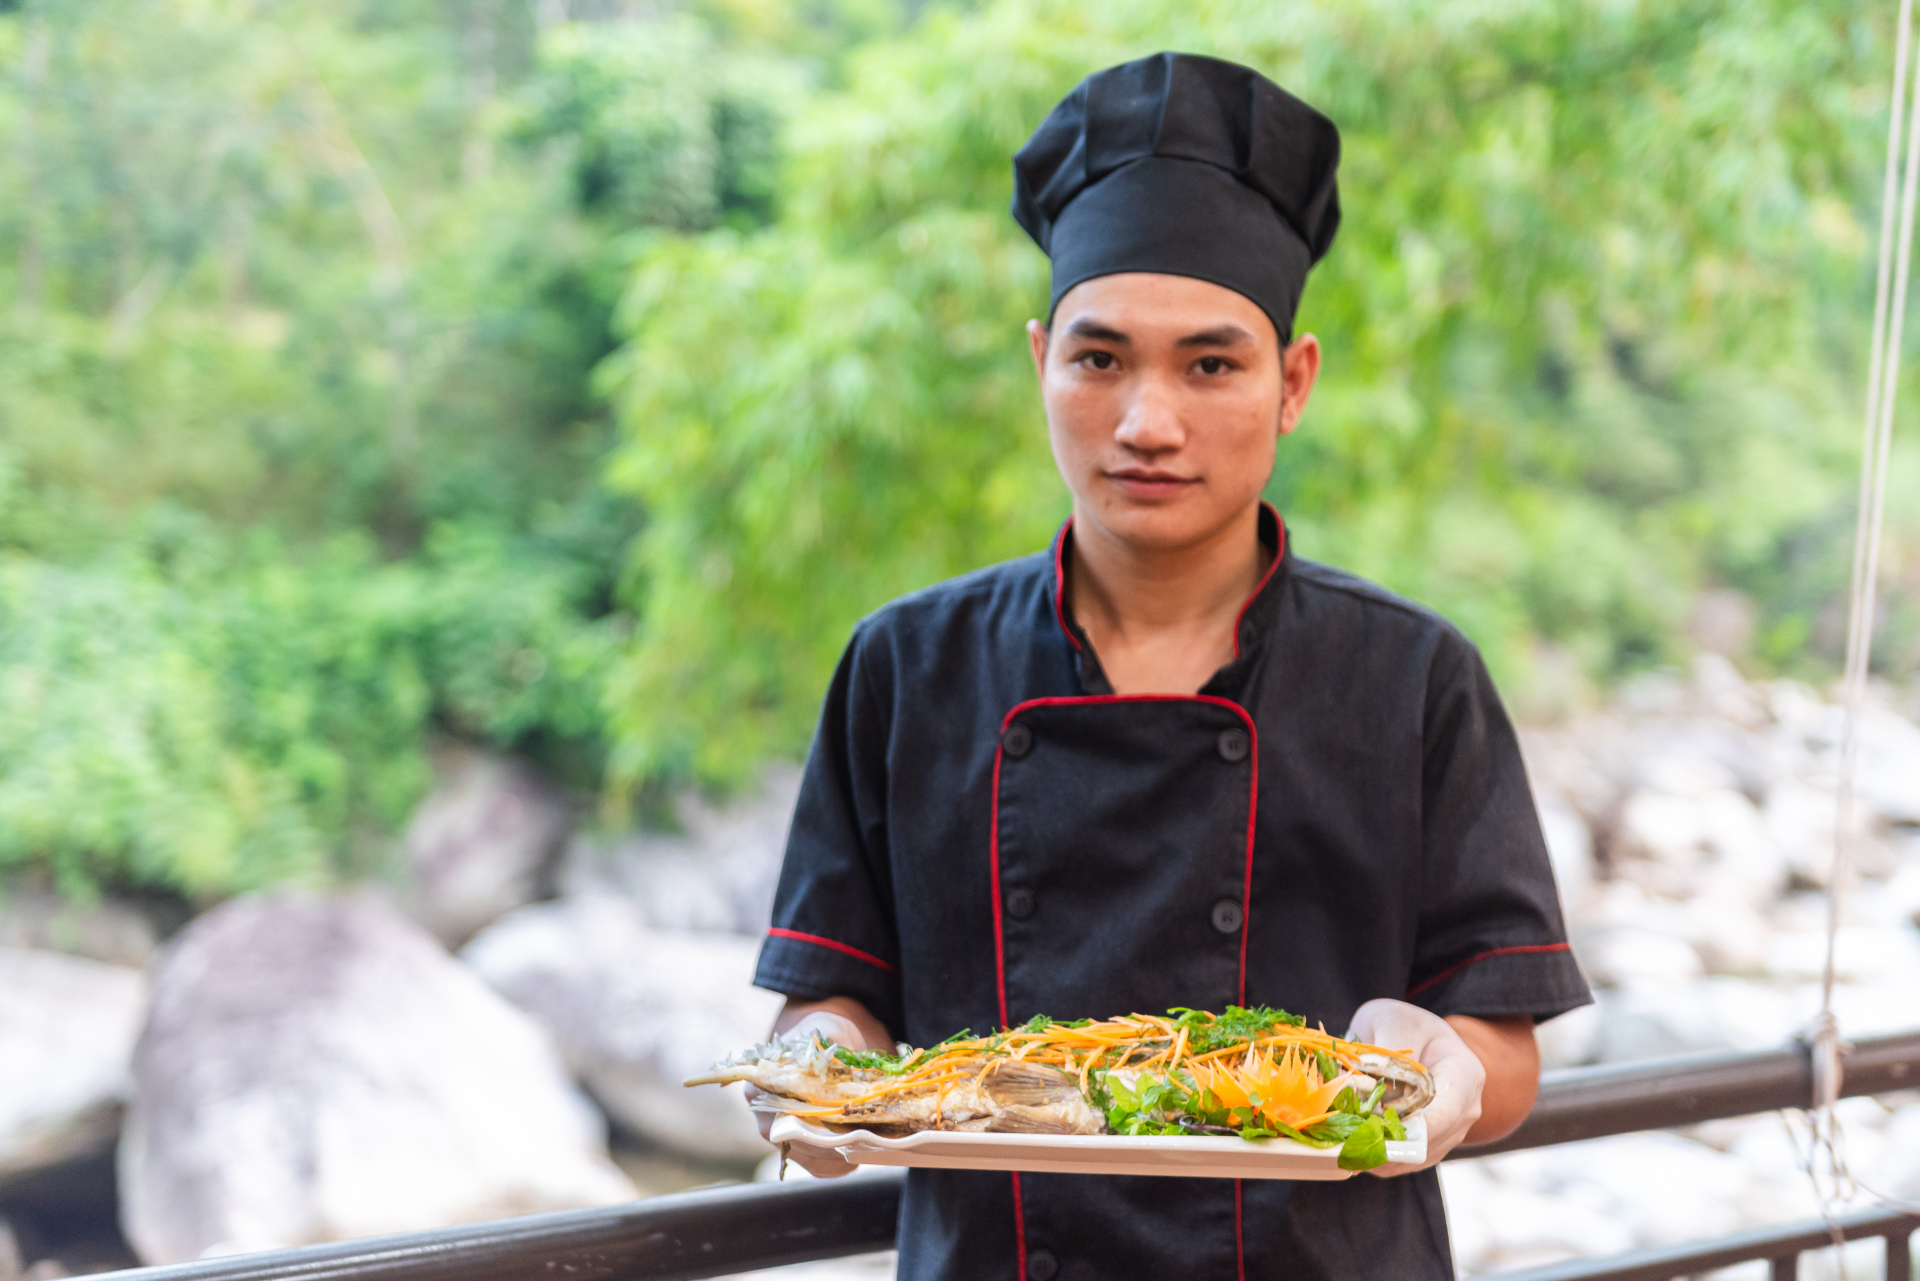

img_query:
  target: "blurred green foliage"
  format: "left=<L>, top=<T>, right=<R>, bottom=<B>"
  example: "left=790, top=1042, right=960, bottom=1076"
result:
left=0, top=0, right=1913, bottom=896
left=606, top=0, right=1918, bottom=787
left=0, top=0, right=865, bottom=895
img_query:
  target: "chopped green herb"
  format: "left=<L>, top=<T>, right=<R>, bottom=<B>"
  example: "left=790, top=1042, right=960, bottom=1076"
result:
left=1336, top=1115, right=1395, bottom=1171
left=1167, top=1005, right=1308, bottom=1055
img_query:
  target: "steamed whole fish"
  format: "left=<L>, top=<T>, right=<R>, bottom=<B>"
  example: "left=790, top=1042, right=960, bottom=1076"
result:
left=684, top=1029, right=1105, bottom=1135
left=685, top=1006, right=1434, bottom=1166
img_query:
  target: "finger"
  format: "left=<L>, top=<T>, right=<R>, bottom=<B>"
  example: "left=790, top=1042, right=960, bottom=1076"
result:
left=788, top=1010, right=864, bottom=1047
left=788, top=1146, right=858, bottom=1178
left=1367, top=1160, right=1429, bottom=1178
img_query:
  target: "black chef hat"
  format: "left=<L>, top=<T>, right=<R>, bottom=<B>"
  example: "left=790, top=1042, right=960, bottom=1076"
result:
left=1011, top=52, right=1341, bottom=344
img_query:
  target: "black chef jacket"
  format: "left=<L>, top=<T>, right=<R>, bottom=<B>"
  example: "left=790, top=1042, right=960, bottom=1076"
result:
left=755, top=504, right=1591, bottom=1281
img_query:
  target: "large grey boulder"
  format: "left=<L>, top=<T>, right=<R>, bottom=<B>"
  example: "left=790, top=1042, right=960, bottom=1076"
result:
left=403, top=748, right=574, bottom=945
left=557, top=765, right=799, bottom=935
left=463, top=896, right=784, bottom=1162
left=120, top=894, right=632, bottom=1264
left=0, top=949, right=145, bottom=1182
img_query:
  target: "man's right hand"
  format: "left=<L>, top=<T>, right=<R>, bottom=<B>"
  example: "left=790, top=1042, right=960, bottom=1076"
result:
left=749, top=999, right=892, bottom=1179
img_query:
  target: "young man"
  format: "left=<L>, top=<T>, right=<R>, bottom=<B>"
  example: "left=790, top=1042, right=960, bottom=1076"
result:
left=751, top=52, right=1590, bottom=1280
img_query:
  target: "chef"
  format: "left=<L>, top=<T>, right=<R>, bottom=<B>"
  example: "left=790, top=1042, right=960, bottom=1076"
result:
left=749, top=51, right=1592, bottom=1281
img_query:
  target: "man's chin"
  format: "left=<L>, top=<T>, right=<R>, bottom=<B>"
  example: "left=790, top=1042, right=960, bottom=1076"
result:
left=1083, top=494, right=1238, bottom=554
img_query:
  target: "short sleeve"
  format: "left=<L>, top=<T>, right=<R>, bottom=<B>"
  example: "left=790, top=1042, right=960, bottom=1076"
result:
left=1406, top=636, right=1593, bottom=1022
left=753, top=624, right=906, bottom=1037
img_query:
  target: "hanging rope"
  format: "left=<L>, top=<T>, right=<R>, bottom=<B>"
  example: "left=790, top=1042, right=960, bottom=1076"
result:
left=1806, top=0, right=1918, bottom=1228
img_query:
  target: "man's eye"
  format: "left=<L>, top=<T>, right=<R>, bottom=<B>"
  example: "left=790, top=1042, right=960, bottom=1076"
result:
left=1080, top=351, right=1117, bottom=371
left=1197, top=356, right=1231, bottom=375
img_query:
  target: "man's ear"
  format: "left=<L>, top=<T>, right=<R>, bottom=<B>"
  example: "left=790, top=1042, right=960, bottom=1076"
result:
left=1027, top=319, right=1050, bottom=382
left=1278, top=333, right=1321, bottom=437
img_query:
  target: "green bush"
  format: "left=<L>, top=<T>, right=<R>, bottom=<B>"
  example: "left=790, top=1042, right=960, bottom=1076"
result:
left=603, top=0, right=1908, bottom=786
left=0, top=1, right=774, bottom=896
left=0, top=518, right=619, bottom=899
left=1, top=0, right=1914, bottom=900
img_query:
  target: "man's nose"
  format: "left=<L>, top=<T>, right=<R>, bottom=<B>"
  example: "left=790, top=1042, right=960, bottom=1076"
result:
left=1113, top=375, right=1187, bottom=454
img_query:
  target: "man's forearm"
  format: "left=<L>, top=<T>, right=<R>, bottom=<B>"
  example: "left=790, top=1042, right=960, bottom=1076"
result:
left=1446, top=1014, right=1540, bottom=1144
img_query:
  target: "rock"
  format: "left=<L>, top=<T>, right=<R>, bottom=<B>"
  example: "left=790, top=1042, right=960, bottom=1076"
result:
left=403, top=748, right=573, bottom=946
left=119, top=894, right=632, bottom=1264
left=1463, top=1132, right=1754, bottom=1250
left=1574, top=884, right=1769, bottom=979
left=1536, top=792, right=1596, bottom=914
left=1614, top=784, right=1787, bottom=906
left=1876, top=1101, right=1920, bottom=1199
left=1464, top=1184, right=1636, bottom=1272
left=1534, top=1002, right=1602, bottom=1068
left=1764, top=780, right=1847, bottom=887
left=557, top=764, right=799, bottom=935
left=1858, top=862, right=1920, bottom=931
left=0, top=950, right=145, bottom=1183
left=1686, top=597, right=1756, bottom=666
left=1855, top=705, right=1920, bottom=825
left=1615, top=789, right=1704, bottom=875
left=1671, top=896, right=1770, bottom=975
left=1689, top=651, right=1768, bottom=728
left=463, top=897, right=784, bottom=1162
left=1577, top=926, right=1704, bottom=989
left=1590, top=978, right=1800, bottom=1062
left=1762, top=927, right=1920, bottom=985
left=0, top=890, right=170, bottom=968
left=1614, top=670, right=1688, bottom=719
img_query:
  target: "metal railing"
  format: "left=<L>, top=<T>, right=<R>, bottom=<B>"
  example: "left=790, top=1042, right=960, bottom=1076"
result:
left=87, top=1030, right=1920, bottom=1281
left=1499, top=1207, right=1917, bottom=1281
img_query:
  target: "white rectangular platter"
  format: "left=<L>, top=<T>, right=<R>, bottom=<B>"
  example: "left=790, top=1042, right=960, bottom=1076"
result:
left=769, top=1114, right=1425, bottom=1181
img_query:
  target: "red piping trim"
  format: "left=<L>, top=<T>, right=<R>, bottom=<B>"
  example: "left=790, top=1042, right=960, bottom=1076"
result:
left=1404, top=942, right=1572, bottom=999
left=1234, top=1180, right=1246, bottom=1281
left=1011, top=1171, right=1027, bottom=1280
left=990, top=694, right=1260, bottom=1026
left=1049, top=522, right=1082, bottom=652
left=765, top=927, right=898, bottom=975
left=989, top=736, right=1012, bottom=1030
left=1232, top=504, right=1288, bottom=661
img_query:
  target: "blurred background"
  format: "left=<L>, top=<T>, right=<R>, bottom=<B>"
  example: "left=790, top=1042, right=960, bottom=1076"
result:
left=1, top=0, right=1918, bottom=1277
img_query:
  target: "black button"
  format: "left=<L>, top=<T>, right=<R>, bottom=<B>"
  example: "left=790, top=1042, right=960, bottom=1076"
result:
left=1211, top=899, right=1244, bottom=934
left=1006, top=886, right=1035, bottom=920
left=1001, top=723, right=1034, bottom=758
left=1217, top=727, right=1250, bottom=762
left=1026, top=1249, right=1058, bottom=1281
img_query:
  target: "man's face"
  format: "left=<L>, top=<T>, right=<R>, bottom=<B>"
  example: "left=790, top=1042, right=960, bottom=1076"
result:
left=1028, top=272, right=1319, bottom=554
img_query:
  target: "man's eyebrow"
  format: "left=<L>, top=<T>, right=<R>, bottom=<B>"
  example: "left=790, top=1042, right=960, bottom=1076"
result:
left=1064, top=318, right=1131, bottom=344
left=1176, top=324, right=1259, bottom=348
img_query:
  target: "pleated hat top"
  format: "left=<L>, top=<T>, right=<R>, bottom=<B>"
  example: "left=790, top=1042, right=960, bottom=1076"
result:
left=1011, top=52, right=1342, bottom=342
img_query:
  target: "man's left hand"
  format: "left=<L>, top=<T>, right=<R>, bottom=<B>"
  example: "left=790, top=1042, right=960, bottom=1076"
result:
left=1344, top=999, right=1539, bottom=1176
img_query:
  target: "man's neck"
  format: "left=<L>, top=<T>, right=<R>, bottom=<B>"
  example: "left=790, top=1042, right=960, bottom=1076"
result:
left=1066, top=504, right=1271, bottom=695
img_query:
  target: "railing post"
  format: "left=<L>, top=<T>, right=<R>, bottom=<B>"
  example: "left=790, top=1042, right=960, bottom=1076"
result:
left=1890, top=1230, right=1914, bottom=1281
left=1768, top=1254, right=1798, bottom=1281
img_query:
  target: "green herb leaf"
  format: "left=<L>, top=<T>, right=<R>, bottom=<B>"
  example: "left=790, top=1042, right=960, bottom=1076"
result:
left=1337, top=1117, right=1391, bottom=1171
left=829, top=1045, right=906, bottom=1071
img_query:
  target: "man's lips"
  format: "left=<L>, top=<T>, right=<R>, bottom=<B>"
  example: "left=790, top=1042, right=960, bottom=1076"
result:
left=1105, top=469, right=1199, bottom=498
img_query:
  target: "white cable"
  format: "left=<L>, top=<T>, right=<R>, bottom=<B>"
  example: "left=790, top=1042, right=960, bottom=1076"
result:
left=1809, top=0, right=1918, bottom=1227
